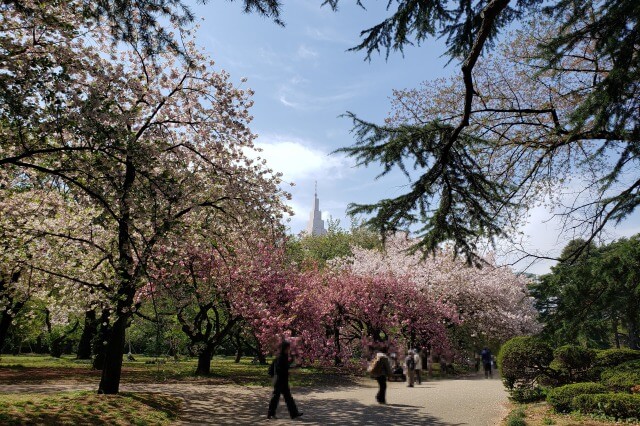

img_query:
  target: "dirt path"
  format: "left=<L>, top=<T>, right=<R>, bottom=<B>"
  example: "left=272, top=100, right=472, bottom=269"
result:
left=0, top=375, right=508, bottom=425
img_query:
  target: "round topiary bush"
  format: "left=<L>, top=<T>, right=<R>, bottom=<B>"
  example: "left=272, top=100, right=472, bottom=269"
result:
left=572, top=393, right=640, bottom=420
left=547, top=382, right=607, bottom=413
left=601, top=360, right=640, bottom=392
left=551, top=345, right=596, bottom=383
left=499, top=336, right=553, bottom=402
left=594, top=349, right=640, bottom=369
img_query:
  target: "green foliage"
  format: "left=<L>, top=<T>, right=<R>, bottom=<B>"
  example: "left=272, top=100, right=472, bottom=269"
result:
left=505, top=406, right=527, bottom=426
left=286, top=218, right=381, bottom=268
left=499, top=336, right=553, bottom=402
left=546, top=382, right=606, bottom=413
left=533, top=236, right=640, bottom=350
left=572, top=393, right=640, bottom=421
left=337, top=118, right=511, bottom=263
left=595, top=349, right=640, bottom=369
left=601, top=360, right=640, bottom=393
left=550, top=345, right=596, bottom=383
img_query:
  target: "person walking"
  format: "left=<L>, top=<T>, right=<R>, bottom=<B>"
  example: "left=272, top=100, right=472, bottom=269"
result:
left=405, top=350, right=416, bottom=387
left=414, top=349, right=423, bottom=385
left=480, top=347, right=493, bottom=379
left=267, top=341, right=303, bottom=420
left=369, top=347, right=392, bottom=404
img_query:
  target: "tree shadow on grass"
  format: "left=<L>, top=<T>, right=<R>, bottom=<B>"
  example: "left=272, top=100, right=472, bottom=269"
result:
left=126, top=392, right=181, bottom=420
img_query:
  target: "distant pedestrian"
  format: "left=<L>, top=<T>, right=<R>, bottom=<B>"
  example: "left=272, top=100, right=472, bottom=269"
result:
left=267, top=341, right=303, bottom=420
left=414, top=349, right=423, bottom=385
left=368, top=346, right=392, bottom=404
left=405, top=350, right=416, bottom=387
left=480, top=347, right=492, bottom=379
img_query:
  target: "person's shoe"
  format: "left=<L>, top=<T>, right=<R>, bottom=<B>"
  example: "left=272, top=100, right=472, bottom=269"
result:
left=291, top=412, right=304, bottom=419
left=267, top=414, right=277, bottom=419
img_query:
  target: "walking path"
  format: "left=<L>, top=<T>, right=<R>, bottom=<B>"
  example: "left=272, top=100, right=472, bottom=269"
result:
left=0, top=375, right=508, bottom=425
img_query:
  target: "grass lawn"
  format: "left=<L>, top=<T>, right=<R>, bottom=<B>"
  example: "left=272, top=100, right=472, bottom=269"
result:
left=0, top=391, right=181, bottom=425
left=502, top=402, right=639, bottom=426
left=0, top=354, right=357, bottom=387
left=0, top=354, right=358, bottom=425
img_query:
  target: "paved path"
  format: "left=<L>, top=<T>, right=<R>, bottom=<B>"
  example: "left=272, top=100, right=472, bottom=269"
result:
left=0, top=375, right=508, bottom=425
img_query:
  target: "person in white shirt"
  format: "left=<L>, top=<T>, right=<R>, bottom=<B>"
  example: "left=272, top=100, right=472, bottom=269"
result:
left=414, top=348, right=423, bottom=384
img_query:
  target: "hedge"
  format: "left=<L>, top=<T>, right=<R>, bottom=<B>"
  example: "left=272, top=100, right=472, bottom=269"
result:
left=547, top=382, right=607, bottom=413
left=594, top=349, right=640, bottom=369
left=551, top=345, right=596, bottom=383
left=601, top=360, right=640, bottom=392
left=499, top=336, right=553, bottom=402
left=572, top=393, right=640, bottom=420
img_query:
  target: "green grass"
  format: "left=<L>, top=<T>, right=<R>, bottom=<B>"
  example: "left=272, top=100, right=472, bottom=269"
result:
left=0, top=354, right=357, bottom=387
left=0, top=391, right=181, bottom=425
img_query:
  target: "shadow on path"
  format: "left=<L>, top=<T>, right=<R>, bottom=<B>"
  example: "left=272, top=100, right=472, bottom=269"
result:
left=170, top=385, right=461, bottom=425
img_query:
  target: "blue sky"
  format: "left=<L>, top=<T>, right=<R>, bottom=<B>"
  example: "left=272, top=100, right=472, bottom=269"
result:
left=193, top=1, right=640, bottom=274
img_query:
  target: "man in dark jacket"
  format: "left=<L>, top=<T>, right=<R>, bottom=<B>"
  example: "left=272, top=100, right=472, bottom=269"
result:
left=268, top=340, right=303, bottom=420
left=481, top=347, right=492, bottom=378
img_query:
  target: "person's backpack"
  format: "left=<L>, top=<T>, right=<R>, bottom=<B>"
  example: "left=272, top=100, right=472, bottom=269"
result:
left=268, top=360, right=276, bottom=378
left=407, top=356, right=415, bottom=371
left=367, top=357, right=383, bottom=377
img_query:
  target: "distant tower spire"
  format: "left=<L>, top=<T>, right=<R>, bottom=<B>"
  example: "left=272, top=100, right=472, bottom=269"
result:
left=306, top=182, right=327, bottom=236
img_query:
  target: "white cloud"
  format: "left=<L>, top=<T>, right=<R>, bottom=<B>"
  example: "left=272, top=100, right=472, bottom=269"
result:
left=305, top=26, right=354, bottom=45
left=297, top=44, right=319, bottom=59
left=253, top=134, right=352, bottom=183
left=497, top=194, right=640, bottom=275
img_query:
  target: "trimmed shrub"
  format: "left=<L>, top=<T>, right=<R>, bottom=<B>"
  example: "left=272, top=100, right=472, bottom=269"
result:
left=551, top=345, right=596, bottom=383
left=601, top=360, right=640, bottom=392
left=547, top=382, right=606, bottom=413
left=499, top=337, right=553, bottom=402
left=572, top=393, right=640, bottom=420
left=594, top=349, right=640, bottom=369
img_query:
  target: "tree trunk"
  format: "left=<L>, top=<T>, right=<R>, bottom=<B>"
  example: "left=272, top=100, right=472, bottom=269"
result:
left=333, top=326, right=342, bottom=366
left=628, top=317, right=639, bottom=350
left=50, top=321, right=79, bottom=358
left=0, top=300, right=24, bottom=352
left=254, top=339, right=267, bottom=365
left=98, top=307, right=130, bottom=394
left=613, top=317, right=621, bottom=349
left=234, top=332, right=242, bottom=363
left=77, top=310, right=97, bottom=359
left=0, top=271, right=22, bottom=351
left=195, top=346, right=213, bottom=375
left=92, top=309, right=110, bottom=370
left=0, top=312, right=14, bottom=352
left=97, top=150, right=136, bottom=394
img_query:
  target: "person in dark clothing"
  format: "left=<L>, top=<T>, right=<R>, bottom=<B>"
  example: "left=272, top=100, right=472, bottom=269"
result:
left=371, top=347, right=392, bottom=404
left=480, top=347, right=492, bottom=378
left=268, top=340, right=303, bottom=420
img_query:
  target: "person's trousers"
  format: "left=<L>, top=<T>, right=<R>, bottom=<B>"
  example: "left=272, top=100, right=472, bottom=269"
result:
left=407, top=369, right=415, bottom=386
left=483, top=362, right=492, bottom=378
left=415, top=369, right=422, bottom=384
left=268, top=383, right=299, bottom=418
left=375, top=376, right=387, bottom=403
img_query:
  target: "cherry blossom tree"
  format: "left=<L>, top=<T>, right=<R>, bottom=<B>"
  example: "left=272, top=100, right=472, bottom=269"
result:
left=0, top=171, right=108, bottom=351
left=145, top=228, right=296, bottom=375
left=2, top=3, right=289, bottom=393
left=289, top=267, right=457, bottom=366
left=333, top=233, right=540, bottom=350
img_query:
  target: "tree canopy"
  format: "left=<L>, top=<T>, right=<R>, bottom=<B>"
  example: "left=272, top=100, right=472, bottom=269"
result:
left=531, top=235, right=640, bottom=350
